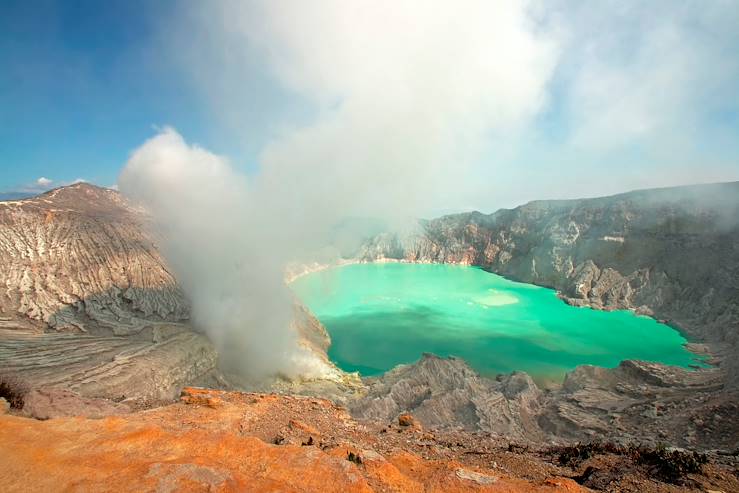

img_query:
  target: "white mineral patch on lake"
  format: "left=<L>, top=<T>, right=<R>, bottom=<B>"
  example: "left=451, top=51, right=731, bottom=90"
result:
left=474, top=289, right=519, bottom=306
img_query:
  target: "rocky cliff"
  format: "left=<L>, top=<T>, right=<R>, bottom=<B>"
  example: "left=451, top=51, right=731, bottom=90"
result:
left=0, top=184, right=218, bottom=402
left=0, top=183, right=344, bottom=403
left=0, top=183, right=188, bottom=332
left=352, top=354, right=545, bottom=443
left=358, top=182, right=739, bottom=385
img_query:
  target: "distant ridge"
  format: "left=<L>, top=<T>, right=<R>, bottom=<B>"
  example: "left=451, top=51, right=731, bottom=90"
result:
left=0, top=182, right=118, bottom=203
left=515, top=180, right=739, bottom=212
left=0, top=191, right=35, bottom=201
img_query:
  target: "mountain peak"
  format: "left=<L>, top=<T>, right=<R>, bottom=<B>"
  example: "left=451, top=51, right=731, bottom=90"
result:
left=2, top=183, right=131, bottom=217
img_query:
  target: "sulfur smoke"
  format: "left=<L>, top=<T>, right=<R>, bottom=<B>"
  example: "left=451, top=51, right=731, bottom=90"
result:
left=119, top=0, right=561, bottom=379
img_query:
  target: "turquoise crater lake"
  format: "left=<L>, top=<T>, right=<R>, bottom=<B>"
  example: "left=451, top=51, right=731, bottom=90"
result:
left=292, top=263, right=700, bottom=385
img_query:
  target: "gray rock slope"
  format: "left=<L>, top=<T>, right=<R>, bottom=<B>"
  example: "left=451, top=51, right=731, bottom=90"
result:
left=0, top=183, right=188, bottom=333
left=0, top=184, right=218, bottom=402
left=352, top=354, right=545, bottom=442
left=354, top=353, right=737, bottom=450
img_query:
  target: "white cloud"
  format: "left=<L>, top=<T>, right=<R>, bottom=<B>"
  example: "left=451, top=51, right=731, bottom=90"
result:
left=122, top=0, right=739, bottom=381
left=36, top=177, right=53, bottom=187
left=178, top=0, right=561, bottom=217
left=169, top=0, right=739, bottom=213
left=460, top=0, right=739, bottom=207
left=555, top=0, right=739, bottom=151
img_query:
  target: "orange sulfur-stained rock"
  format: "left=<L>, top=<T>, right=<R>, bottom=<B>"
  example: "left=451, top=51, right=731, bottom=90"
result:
left=180, top=386, right=224, bottom=408
left=398, top=412, right=422, bottom=430
left=0, top=412, right=372, bottom=493
left=0, top=387, right=586, bottom=493
left=289, top=418, right=321, bottom=437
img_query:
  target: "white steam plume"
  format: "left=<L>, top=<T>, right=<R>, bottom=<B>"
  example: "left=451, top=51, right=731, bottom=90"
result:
left=119, top=129, right=327, bottom=379
left=121, top=1, right=559, bottom=378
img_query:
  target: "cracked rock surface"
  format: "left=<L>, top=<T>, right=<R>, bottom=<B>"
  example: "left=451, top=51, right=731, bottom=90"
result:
left=0, top=184, right=218, bottom=402
left=3, top=387, right=736, bottom=492
left=351, top=354, right=739, bottom=451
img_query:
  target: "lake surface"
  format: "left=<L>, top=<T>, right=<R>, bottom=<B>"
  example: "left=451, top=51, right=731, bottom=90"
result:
left=291, top=263, right=700, bottom=385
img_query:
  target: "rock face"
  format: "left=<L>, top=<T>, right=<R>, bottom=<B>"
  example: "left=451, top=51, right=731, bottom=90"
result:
left=353, top=354, right=739, bottom=451
left=20, top=387, right=131, bottom=420
left=540, top=359, right=737, bottom=450
left=0, top=184, right=218, bottom=401
left=0, top=183, right=188, bottom=333
left=0, top=183, right=340, bottom=403
left=0, top=324, right=219, bottom=405
left=353, top=354, right=545, bottom=443
left=358, top=182, right=739, bottom=385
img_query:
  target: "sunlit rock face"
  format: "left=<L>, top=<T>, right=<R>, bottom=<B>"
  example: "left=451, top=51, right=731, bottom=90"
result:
left=358, top=182, right=739, bottom=386
left=0, top=183, right=220, bottom=402
left=0, top=182, right=188, bottom=333
left=351, top=354, right=546, bottom=443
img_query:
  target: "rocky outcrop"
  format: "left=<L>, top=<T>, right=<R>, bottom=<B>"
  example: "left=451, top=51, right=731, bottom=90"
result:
left=352, top=354, right=545, bottom=443
left=358, top=182, right=739, bottom=386
left=20, top=387, right=132, bottom=420
left=3, top=386, right=737, bottom=492
left=0, top=183, right=188, bottom=334
left=0, top=184, right=341, bottom=402
left=539, top=360, right=738, bottom=450
left=0, top=324, right=219, bottom=405
left=352, top=354, right=739, bottom=451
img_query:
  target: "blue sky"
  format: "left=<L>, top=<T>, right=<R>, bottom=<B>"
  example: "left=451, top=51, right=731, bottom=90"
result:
left=2, top=0, right=739, bottom=210
left=0, top=1, right=216, bottom=191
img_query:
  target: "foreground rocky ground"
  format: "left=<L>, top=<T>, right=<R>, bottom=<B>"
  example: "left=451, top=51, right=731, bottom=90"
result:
left=2, top=387, right=737, bottom=493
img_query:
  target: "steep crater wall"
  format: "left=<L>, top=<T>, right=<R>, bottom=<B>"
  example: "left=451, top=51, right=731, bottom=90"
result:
left=0, top=184, right=216, bottom=402
left=357, top=182, right=739, bottom=386
left=0, top=183, right=188, bottom=333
